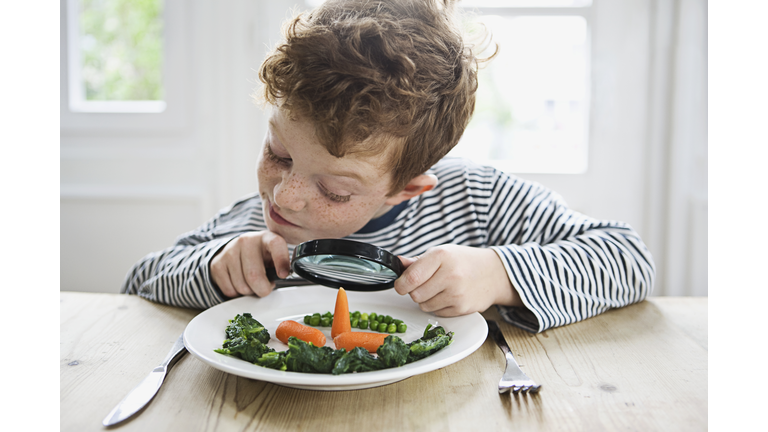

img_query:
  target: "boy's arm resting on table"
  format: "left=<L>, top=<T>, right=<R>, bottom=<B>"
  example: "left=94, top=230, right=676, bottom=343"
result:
left=120, top=237, right=235, bottom=309
left=120, top=194, right=263, bottom=309
left=486, top=174, right=656, bottom=333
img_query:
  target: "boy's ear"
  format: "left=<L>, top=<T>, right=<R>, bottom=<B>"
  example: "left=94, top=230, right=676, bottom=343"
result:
left=384, top=174, right=438, bottom=206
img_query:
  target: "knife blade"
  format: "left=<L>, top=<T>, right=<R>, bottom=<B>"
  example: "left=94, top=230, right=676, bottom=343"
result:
left=102, top=333, right=187, bottom=427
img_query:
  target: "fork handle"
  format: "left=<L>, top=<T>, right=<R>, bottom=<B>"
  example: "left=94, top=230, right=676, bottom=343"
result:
left=487, top=320, right=522, bottom=366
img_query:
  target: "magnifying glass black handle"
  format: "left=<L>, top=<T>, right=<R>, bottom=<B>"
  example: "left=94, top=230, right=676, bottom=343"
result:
left=265, top=267, right=316, bottom=288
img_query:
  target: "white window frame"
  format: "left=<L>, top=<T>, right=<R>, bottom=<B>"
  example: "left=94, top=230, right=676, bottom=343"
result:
left=61, top=0, right=188, bottom=133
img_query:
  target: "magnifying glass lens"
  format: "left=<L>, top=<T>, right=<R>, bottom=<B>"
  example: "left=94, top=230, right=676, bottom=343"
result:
left=294, top=254, right=397, bottom=285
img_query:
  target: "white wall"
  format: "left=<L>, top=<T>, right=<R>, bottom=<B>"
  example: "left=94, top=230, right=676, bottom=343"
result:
left=60, top=0, right=707, bottom=296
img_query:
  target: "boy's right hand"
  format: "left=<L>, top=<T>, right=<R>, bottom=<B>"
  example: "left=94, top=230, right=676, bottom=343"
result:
left=210, top=231, right=291, bottom=298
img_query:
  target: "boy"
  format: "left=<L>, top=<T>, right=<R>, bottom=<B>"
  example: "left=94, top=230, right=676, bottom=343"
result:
left=122, top=0, right=654, bottom=333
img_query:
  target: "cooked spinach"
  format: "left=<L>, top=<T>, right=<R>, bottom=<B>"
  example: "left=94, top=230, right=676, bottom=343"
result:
left=285, top=336, right=346, bottom=374
left=255, top=351, right=287, bottom=371
left=376, top=335, right=410, bottom=368
left=214, top=336, right=274, bottom=363
left=224, top=313, right=271, bottom=344
left=331, top=347, right=384, bottom=375
left=406, top=324, right=455, bottom=363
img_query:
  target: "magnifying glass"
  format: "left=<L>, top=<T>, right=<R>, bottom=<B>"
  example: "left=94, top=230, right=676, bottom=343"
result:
left=266, top=239, right=404, bottom=292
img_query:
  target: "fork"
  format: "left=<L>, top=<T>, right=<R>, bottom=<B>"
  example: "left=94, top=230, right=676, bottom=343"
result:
left=486, top=319, right=542, bottom=394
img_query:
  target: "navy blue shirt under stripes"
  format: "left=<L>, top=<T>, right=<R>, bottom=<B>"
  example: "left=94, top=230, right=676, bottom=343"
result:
left=121, top=157, right=655, bottom=333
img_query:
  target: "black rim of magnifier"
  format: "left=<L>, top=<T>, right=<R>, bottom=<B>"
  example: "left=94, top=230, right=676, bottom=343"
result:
left=290, top=239, right=404, bottom=292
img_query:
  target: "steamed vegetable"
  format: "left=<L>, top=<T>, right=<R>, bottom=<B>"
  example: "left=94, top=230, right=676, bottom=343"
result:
left=333, top=331, right=389, bottom=353
left=284, top=336, right=346, bottom=374
left=406, top=324, right=454, bottom=363
left=214, top=336, right=274, bottom=363
left=224, top=313, right=270, bottom=344
left=275, top=320, right=326, bottom=347
left=331, top=287, right=351, bottom=339
left=331, top=347, right=384, bottom=375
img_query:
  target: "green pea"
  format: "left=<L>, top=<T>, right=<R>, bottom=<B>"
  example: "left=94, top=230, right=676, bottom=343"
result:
left=369, top=312, right=378, bottom=321
left=351, top=317, right=359, bottom=328
left=384, top=315, right=393, bottom=324
left=397, top=323, right=407, bottom=333
left=361, top=313, right=369, bottom=321
left=304, top=315, right=312, bottom=324
left=352, top=311, right=361, bottom=319
left=309, top=315, right=321, bottom=326
left=320, top=317, right=331, bottom=327
left=393, top=319, right=403, bottom=326
left=323, top=311, right=333, bottom=319
left=377, top=322, right=388, bottom=332
left=387, top=323, right=397, bottom=333
left=359, top=319, right=369, bottom=329
left=371, top=320, right=380, bottom=331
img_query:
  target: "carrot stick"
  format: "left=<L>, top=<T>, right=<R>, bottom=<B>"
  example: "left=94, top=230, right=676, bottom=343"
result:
left=275, top=320, right=326, bottom=347
left=333, top=331, right=389, bottom=353
left=331, top=287, right=351, bottom=339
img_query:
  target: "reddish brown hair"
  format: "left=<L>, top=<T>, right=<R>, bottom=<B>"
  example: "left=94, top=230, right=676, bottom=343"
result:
left=259, top=0, right=493, bottom=195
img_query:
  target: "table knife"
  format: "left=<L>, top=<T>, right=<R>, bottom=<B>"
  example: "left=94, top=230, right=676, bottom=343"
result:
left=102, top=333, right=187, bottom=427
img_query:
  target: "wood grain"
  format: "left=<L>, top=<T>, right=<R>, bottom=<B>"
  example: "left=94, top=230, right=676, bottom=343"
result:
left=60, top=293, right=707, bottom=431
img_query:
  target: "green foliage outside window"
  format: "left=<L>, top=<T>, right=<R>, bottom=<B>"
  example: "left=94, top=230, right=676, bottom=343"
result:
left=79, top=0, right=164, bottom=101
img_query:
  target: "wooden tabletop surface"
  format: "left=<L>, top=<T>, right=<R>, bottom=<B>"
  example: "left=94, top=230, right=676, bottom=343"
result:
left=60, top=292, right=707, bottom=431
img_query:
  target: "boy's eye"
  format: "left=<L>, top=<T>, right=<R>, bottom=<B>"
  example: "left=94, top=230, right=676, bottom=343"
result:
left=319, top=183, right=351, bottom=203
left=265, top=144, right=291, bottom=166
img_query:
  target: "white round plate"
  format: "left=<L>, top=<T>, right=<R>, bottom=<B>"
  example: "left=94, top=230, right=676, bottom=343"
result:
left=183, top=285, right=488, bottom=391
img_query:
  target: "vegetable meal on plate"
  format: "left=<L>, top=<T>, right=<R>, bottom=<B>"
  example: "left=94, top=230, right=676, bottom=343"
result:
left=214, top=288, right=454, bottom=375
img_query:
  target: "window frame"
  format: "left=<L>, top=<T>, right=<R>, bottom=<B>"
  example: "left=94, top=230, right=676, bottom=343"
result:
left=61, top=0, right=188, bottom=133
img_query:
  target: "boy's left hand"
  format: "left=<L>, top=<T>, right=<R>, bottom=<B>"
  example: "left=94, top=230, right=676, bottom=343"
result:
left=394, top=245, right=523, bottom=316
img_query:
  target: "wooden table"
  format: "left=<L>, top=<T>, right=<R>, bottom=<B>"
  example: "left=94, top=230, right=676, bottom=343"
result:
left=60, top=292, right=707, bottom=431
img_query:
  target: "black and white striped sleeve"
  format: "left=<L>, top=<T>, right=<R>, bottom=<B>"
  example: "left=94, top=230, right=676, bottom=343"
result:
left=486, top=172, right=656, bottom=333
left=120, top=193, right=264, bottom=309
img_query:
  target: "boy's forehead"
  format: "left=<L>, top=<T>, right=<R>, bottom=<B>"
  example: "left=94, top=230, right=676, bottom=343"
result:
left=269, top=108, right=396, bottom=189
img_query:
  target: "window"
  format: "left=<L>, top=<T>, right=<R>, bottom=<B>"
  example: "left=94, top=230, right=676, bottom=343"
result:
left=452, top=0, right=592, bottom=174
left=66, top=0, right=165, bottom=113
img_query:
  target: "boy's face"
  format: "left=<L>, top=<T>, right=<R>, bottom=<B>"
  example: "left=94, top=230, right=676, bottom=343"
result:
left=257, top=108, right=397, bottom=245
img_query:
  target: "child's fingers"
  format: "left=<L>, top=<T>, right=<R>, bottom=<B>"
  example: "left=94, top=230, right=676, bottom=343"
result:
left=261, top=231, right=291, bottom=278
left=393, top=252, right=440, bottom=296
left=239, top=240, right=271, bottom=297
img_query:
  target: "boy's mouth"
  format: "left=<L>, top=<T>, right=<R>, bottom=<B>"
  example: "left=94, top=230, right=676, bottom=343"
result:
left=268, top=200, right=299, bottom=227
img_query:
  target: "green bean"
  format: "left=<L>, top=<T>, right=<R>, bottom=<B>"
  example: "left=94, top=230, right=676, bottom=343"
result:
left=309, top=315, right=321, bottom=326
left=397, top=323, right=407, bottom=333
left=387, top=323, right=397, bottom=333
left=377, top=322, right=388, bottom=332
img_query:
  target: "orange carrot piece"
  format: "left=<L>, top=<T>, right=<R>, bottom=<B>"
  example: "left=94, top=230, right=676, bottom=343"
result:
left=333, top=331, right=389, bottom=353
left=331, top=287, right=351, bottom=339
left=275, top=320, right=326, bottom=347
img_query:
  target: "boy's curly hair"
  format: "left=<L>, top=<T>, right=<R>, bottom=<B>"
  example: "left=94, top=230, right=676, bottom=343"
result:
left=258, top=0, right=493, bottom=195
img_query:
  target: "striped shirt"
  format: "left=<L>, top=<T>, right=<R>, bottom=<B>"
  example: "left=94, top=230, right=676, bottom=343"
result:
left=121, top=157, right=655, bottom=332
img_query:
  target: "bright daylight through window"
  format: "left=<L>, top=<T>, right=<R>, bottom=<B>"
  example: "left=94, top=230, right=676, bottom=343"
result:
left=67, top=0, right=165, bottom=113
left=451, top=0, right=592, bottom=174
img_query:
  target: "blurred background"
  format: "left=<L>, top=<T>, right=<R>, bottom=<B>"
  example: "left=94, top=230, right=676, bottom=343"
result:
left=60, top=0, right=707, bottom=297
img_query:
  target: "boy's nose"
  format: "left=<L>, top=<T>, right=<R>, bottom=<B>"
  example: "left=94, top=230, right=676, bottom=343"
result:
left=273, top=174, right=307, bottom=212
